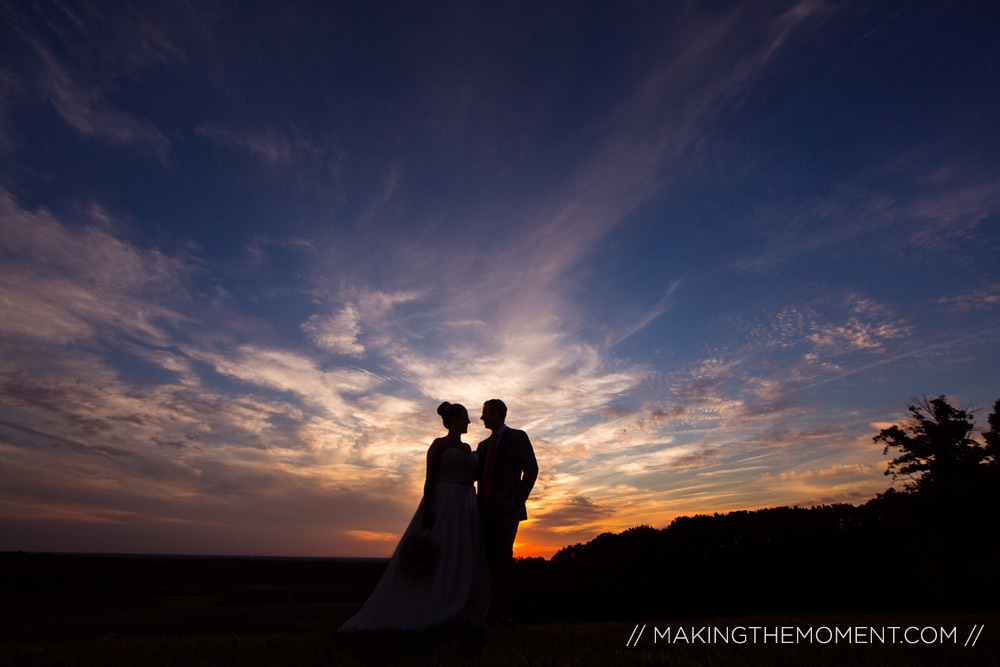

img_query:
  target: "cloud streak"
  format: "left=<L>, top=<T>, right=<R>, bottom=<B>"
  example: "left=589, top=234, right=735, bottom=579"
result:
left=32, top=43, right=170, bottom=159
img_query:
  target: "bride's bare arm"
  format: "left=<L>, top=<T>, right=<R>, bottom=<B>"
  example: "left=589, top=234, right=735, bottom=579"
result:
left=422, top=439, right=445, bottom=528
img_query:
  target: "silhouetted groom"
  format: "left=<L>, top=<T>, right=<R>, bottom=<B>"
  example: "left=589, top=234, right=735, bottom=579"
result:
left=477, top=399, right=538, bottom=624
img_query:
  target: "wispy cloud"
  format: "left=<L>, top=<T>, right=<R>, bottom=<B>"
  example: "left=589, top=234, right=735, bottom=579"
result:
left=731, top=192, right=898, bottom=273
left=190, top=345, right=383, bottom=420
left=805, top=298, right=909, bottom=354
left=33, top=43, right=170, bottom=160
left=196, top=123, right=327, bottom=167
left=2, top=0, right=201, bottom=161
left=28, top=0, right=189, bottom=71
left=0, top=189, right=190, bottom=345
left=907, top=180, right=1000, bottom=249
left=607, top=280, right=682, bottom=348
left=938, top=284, right=1000, bottom=310
left=504, top=1, right=828, bottom=287
left=732, top=168, right=1000, bottom=273
left=302, top=305, right=366, bottom=357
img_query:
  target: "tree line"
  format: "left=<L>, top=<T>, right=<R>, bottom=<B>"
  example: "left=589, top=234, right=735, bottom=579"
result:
left=512, top=396, right=1000, bottom=620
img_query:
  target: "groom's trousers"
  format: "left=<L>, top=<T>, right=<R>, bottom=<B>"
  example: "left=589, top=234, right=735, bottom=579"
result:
left=481, top=504, right=519, bottom=624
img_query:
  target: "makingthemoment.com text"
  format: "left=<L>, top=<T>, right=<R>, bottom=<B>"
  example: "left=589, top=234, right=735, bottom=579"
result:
left=626, top=624, right=986, bottom=646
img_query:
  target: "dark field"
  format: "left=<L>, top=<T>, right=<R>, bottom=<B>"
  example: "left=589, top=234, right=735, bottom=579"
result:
left=2, top=553, right=996, bottom=666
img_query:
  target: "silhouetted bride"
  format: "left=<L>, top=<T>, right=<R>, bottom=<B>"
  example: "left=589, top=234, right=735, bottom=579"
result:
left=339, top=402, right=490, bottom=630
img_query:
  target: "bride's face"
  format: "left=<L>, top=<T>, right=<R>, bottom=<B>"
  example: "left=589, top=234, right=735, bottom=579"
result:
left=452, top=407, right=470, bottom=434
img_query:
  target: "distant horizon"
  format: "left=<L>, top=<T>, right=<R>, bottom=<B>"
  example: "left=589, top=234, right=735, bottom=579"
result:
left=2, top=550, right=388, bottom=562
left=4, top=484, right=905, bottom=561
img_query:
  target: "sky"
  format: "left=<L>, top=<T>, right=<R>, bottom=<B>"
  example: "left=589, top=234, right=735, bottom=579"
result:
left=1, top=0, right=998, bottom=559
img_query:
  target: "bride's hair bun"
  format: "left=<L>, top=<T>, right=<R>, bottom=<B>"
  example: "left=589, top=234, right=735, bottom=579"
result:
left=437, top=401, right=466, bottom=429
left=437, top=401, right=453, bottom=427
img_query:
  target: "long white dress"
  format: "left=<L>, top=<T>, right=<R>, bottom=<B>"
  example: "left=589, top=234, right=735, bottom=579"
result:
left=339, top=447, right=491, bottom=630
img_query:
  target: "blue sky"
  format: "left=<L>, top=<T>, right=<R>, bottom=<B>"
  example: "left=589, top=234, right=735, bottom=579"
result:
left=1, top=0, right=998, bottom=557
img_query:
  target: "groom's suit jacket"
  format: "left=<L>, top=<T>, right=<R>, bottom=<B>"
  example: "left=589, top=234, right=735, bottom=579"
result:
left=477, top=426, right=538, bottom=521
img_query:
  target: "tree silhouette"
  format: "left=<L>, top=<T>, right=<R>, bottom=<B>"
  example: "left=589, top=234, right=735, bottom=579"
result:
left=510, top=394, right=1000, bottom=620
left=874, top=396, right=989, bottom=493
left=984, top=399, right=1000, bottom=467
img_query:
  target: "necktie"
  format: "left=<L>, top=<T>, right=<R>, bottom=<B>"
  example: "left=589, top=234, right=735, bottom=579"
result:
left=483, top=431, right=499, bottom=497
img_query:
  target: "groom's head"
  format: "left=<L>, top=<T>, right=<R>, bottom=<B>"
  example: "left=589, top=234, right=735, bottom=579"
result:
left=481, top=399, right=507, bottom=431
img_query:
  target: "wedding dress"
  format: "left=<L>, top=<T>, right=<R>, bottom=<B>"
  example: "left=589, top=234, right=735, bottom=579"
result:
left=339, top=446, right=490, bottom=630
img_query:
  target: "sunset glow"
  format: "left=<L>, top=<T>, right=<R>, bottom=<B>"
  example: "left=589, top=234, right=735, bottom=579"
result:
left=1, top=1, right=997, bottom=559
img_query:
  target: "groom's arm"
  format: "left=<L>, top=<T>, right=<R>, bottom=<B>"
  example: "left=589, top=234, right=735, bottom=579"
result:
left=515, top=430, right=538, bottom=502
left=475, top=439, right=487, bottom=481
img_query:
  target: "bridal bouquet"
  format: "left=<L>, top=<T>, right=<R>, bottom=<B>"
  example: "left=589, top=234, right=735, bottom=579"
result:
left=399, top=529, right=436, bottom=578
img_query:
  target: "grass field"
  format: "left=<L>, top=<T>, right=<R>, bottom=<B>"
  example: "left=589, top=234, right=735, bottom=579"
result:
left=3, top=595, right=996, bottom=666
left=2, top=554, right=995, bottom=666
